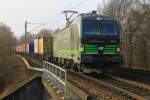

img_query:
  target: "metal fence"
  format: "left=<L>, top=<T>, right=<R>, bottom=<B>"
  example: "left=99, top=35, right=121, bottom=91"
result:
left=43, top=61, right=67, bottom=96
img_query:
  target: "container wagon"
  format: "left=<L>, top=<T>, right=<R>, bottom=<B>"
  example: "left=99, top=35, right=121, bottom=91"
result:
left=26, top=44, right=29, bottom=53
left=38, top=37, right=53, bottom=60
left=34, top=39, right=39, bottom=54
left=29, top=42, right=34, bottom=54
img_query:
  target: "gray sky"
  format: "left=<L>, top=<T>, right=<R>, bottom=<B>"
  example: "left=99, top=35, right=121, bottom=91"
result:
left=0, top=0, right=102, bottom=37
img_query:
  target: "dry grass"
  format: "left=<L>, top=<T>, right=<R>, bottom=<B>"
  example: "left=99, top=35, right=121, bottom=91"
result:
left=26, top=56, right=43, bottom=68
left=0, top=55, right=40, bottom=99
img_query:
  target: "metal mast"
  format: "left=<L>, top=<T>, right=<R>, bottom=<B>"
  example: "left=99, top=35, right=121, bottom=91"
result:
left=24, top=21, right=28, bottom=57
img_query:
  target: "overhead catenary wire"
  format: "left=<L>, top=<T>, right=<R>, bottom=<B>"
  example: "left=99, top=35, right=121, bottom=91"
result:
left=49, top=0, right=88, bottom=28
left=24, top=0, right=77, bottom=34
left=28, top=23, right=46, bottom=32
left=43, top=0, right=79, bottom=26
left=62, top=0, right=88, bottom=25
left=61, top=0, right=77, bottom=11
left=46, top=0, right=89, bottom=27
left=50, top=15, right=65, bottom=27
left=70, top=0, right=88, bottom=10
left=27, top=22, right=45, bottom=25
left=27, top=0, right=92, bottom=33
left=20, top=0, right=102, bottom=40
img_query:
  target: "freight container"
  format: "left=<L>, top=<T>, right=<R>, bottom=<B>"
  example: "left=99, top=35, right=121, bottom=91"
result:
left=17, top=45, right=19, bottom=52
left=16, top=45, right=18, bottom=52
left=23, top=44, right=26, bottom=52
left=34, top=39, right=39, bottom=53
left=20, top=45, right=22, bottom=52
left=17, top=45, right=18, bottom=52
left=38, top=38, right=43, bottom=54
left=20, top=44, right=22, bottom=52
left=21, top=44, right=23, bottom=52
left=20, top=44, right=23, bottom=52
left=16, top=45, right=17, bottom=52
left=26, top=44, right=29, bottom=53
left=38, top=37, right=53, bottom=55
left=19, top=45, right=21, bottom=52
left=18, top=45, right=20, bottom=52
left=29, top=42, right=34, bottom=53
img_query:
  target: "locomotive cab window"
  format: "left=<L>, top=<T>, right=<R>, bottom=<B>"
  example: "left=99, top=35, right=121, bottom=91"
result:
left=82, top=20, right=119, bottom=36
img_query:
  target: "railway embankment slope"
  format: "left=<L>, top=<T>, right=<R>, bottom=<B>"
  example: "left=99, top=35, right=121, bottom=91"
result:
left=0, top=55, right=40, bottom=99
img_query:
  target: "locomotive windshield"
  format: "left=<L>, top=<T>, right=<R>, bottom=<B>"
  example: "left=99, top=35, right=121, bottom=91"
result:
left=82, top=20, right=119, bottom=36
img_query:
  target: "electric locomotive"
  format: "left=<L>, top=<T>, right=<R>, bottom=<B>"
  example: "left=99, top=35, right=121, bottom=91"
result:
left=81, top=13, right=122, bottom=72
left=53, top=11, right=122, bottom=73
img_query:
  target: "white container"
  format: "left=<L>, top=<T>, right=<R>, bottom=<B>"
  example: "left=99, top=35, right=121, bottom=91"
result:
left=34, top=39, right=39, bottom=53
left=26, top=44, right=29, bottom=53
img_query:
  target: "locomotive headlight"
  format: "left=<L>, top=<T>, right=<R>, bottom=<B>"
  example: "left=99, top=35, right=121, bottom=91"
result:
left=117, top=47, right=120, bottom=52
left=79, top=45, right=84, bottom=52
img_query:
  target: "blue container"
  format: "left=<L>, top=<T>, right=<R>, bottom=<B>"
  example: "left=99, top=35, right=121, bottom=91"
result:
left=29, top=42, right=34, bottom=53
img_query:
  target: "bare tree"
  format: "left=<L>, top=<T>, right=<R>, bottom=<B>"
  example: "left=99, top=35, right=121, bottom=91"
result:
left=0, top=23, right=16, bottom=87
left=36, top=29, right=53, bottom=38
left=18, top=32, right=36, bottom=44
left=98, top=0, right=150, bottom=69
left=18, top=28, right=53, bottom=45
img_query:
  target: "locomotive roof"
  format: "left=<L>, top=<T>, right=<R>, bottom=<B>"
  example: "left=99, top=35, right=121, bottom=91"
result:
left=55, top=14, right=116, bottom=34
left=80, top=14, right=116, bottom=21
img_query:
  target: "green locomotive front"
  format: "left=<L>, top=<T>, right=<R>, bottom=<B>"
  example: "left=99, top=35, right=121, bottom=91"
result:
left=53, top=13, right=122, bottom=72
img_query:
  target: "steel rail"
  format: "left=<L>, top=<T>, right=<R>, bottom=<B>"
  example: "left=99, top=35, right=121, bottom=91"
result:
left=19, top=55, right=149, bottom=100
left=107, top=74, right=150, bottom=91
left=69, top=70, right=147, bottom=100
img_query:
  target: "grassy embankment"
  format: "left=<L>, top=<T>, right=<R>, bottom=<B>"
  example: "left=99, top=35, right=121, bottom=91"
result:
left=0, top=55, right=39, bottom=99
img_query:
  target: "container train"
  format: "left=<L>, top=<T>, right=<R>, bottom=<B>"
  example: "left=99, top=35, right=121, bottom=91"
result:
left=15, top=12, right=122, bottom=73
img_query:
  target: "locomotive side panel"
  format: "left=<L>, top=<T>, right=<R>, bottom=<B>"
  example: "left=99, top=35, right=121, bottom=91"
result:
left=53, top=27, right=72, bottom=59
left=70, top=23, right=81, bottom=63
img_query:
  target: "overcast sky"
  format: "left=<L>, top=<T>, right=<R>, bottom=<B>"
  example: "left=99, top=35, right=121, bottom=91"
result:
left=0, top=0, right=102, bottom=37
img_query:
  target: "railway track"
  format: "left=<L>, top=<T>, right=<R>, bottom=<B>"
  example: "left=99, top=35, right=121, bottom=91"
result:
left=112, top=68, right=150, bottom=85
left=68, top=71, right=144, bottom=100
left=25, top=56, right=150, bottom=100
left=97, top=75, right=150, bottom=100
left=69, top=70, right=150, bottom=100
left=107, top=74, right=150, bottom=91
